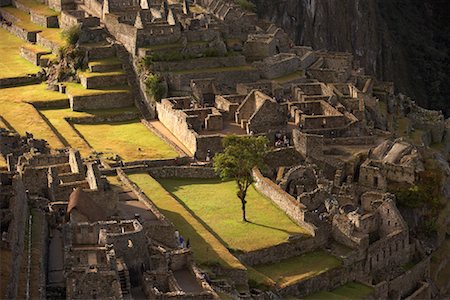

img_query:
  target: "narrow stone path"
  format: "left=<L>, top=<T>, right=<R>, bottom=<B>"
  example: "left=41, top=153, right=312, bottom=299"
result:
left=173, top=269, right=203, bottom=293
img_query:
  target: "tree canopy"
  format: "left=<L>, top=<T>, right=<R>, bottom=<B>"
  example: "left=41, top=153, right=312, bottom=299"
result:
left=213, top=135, right=269, bottom=221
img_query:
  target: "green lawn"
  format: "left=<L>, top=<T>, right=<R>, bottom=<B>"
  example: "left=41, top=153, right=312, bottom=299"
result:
left=65, top=82, right=130, bottom=96
left=74, top=120, right=178, bottom=161
left=158, top=178, right=309, bottom=252
left=0, top=83, right=67, bottom=147
left=128, top=173, right=245, bottom=270
left=0, top=28, right=41, bottom=78
left=254, top=251, right=342, bottom=288
left=40, top=107, right=139, bottom=156
left=304, top=282, right=374, bottom=300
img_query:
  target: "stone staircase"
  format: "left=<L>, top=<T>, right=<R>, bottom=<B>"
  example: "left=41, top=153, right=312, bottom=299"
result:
left=117, top=258, right=131, bottom=296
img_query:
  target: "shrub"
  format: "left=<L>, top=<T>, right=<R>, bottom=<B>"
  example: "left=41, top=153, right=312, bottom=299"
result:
left=62, top=25, right=81, bottom=46
left=144, top=74, right=166, bottom=101
left=235, top=0, right=256, bottom=12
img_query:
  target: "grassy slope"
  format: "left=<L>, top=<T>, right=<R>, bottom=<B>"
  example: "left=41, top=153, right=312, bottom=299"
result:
left=74, top=120, right=178, bottom=161
left=254, top=251, right=341, bottom=288
left=304, top=282, right=375, bottom=300
left=128, top=173, right=245, bottom=270
left=0, top=83, right=66, bottom=148
left=159, top=178, right=309, bottom=252
left=40, top=107, right=138, bottom=157
left=0, top=28, right=40, bottom=78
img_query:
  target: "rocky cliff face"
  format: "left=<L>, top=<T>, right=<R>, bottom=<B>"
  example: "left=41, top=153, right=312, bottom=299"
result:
left=254, top=0, right=450, bottom=115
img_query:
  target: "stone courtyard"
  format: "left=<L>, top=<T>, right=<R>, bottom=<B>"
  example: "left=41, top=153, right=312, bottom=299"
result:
left=1, top=0, right=450, bottom=299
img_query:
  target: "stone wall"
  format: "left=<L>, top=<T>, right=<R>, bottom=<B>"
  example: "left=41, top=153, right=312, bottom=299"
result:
left=104, top=13, right=137, bottom=53
left=236, top=233, right=328, bottom=266
left=69, top=91, right=133, bottom=111
left=4, top=178, right=28, bottom=299
left=252, top=168, right=316, bottom=235
left=117, top=169, right=178, bottom=247
left=30, top=11, right=59, bottom=28
left=148, top=166, right=217, bottom=179
left=156, top=101, right=198, bottom=156
left=151, top=55, right=246, bottom=73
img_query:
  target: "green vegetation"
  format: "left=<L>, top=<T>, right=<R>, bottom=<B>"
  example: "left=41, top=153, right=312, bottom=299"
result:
left=304, top=282, right=374, bottom=300
left=234, top=0, right=256, bottom=12
left=0, top=28, right=41, bottom=78
left=128, top=173, right=245, bottom=270
left=62, top=25, right=81, bottom=46
left=0, top=83, right=67, bottom=147
left=214, top=135, right=269, bottom=222
left=74, top=120, right=178, bottom=161
left=273, top=70, right=305, bottom=83
left=144, top=73, right=166, bottom=101
left=159, top=178, right=309, bottom=252
left=65, top=82, right=129, bottom=96
left=254, top=251, right=342, bottom=288
left=40, top=106, right=139, bottom=156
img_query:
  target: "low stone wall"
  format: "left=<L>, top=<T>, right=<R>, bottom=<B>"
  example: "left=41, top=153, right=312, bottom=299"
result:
left=0, top=19, right=38, bottom=42
left=117, top=169, right=177, bottom=247
left=148, top=166, right=217, bottom=179
left=36, top=32, right=60, bottom=53
left=386, top=257, right=430, bottom=298
left=80, top=73, right=128, bottom=89
left=236, top=232, right=328, bottom=266
left=0, top=75, right=39, bottom=88
left=65, top=112, right=139, bottom=124
left=30, top=11, right=59, bottom=28
left=152, top=55, right=246, bottom=72
left=69, top=91, right=133, bottom=111
left=323, top=136, right=377, bottom=145
left=252, top=168, right=316, bottom=235
left=20, top=46, right=51, bottom=65
left=278, top=263, right=362, bottom=298
left=167, top=68, right=260, bottom=92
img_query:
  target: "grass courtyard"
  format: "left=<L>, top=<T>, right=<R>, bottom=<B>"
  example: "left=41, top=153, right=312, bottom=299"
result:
left=0, top=83, right=66, bottom=147
left=303, top=281, right=374, bottom=300
left=158, top=178, right=310, bottom=252
left=0, top=28, right=41, bottom=79
left=74, top=120, right=179, bottom=161
left=128, top=173, right=245, bottom=270
left=254, top=251, right=342, bottom=288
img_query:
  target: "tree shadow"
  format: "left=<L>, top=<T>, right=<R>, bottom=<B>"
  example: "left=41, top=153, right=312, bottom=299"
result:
left=246, top=220, right=300, bottom=236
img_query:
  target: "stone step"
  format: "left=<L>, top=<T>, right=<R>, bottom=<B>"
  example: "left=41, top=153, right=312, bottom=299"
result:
left=20, top=44, right=52, bottom=66
left=0, top=7, right=42, bottom=42
left=12, top=0, right=59, bottom=28
left=78, top=70, right=127, bottom=89
left=88, top=58, right=123, bottom=72
left=80, top=43, right=116, bottom=60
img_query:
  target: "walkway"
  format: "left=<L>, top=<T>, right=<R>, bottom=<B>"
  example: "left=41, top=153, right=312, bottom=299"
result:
left=173, top=269, right=203, bottom=293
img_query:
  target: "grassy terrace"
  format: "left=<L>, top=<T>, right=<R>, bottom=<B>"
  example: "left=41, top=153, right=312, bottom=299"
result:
left=0, top=83, right=66, bottom=147
left=159, top=178, right=309, bottom=252
left=254, top=251, right=342, bottom=288
left=173, top=65, right=255, bottom=75
left=14, top=0, right=58, bottom=16
left=0, top=28, right=41, bottom=78
left=1, top=6, right=41, bottom=31
left=273, top=70, right=305, bottom=84
left=74, top=120, right=179, bottom=161
left=65, top=82, right=130, bottom=96
left=128, top=173, right=245, bottom=270
left=77, top=69, right=125, bottom=78
left=303, top=282, right=374, bottom=300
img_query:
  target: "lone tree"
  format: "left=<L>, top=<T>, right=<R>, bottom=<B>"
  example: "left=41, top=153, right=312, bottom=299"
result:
left=213, top=135, right=268, bottom=222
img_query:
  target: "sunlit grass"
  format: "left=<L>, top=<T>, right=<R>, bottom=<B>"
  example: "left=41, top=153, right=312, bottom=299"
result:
left=254, top=251, right=341, bottom=288
left=74, top=120, right=178, bottom=161
left=304, top=282, right=374, bottom=300
left=0, top=28, right=41, bottom=78
left=159, top=178, right=310, bottom=252
left=128, top=173, right=245, bottom=270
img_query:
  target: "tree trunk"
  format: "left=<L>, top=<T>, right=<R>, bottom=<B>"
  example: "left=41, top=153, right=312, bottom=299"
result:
left=241, top=198, right=247, bottom=222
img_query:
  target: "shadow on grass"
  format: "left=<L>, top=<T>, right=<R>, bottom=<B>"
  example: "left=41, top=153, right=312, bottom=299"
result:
left=158, top=177, right=301, bottom=252
left=157, top=207, right=235, bottom=269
